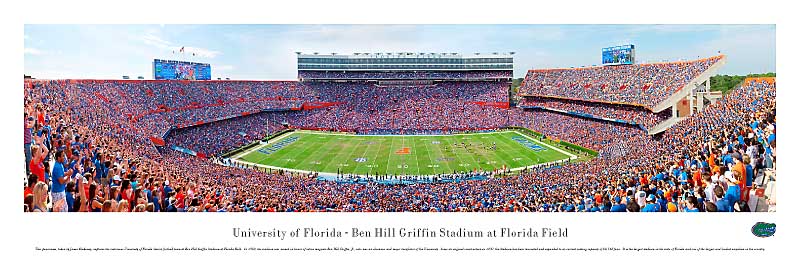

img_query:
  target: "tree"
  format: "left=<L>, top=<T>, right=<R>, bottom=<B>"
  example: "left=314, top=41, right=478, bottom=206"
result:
left=710, top=73, right=775, bottom=94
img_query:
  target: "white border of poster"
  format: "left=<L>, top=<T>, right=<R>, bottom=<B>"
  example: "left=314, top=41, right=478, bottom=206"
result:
left=1, top=0, right=795, bottom=278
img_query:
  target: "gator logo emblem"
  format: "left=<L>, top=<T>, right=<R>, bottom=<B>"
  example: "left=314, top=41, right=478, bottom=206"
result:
left=395, top=147, right=410, bottom=155
left=751, top=222, right=776, bottom=238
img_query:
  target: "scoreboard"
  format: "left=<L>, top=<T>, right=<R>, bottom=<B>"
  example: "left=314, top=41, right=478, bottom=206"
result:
left=602, top=45, right=635, bottom=65
left=153, top=59, right=211, bottom=80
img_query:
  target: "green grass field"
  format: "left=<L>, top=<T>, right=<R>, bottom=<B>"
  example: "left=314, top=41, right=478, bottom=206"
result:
left=232, top=130, right=575, bottom=175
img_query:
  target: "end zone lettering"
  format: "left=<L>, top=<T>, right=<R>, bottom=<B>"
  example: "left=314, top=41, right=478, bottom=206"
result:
left=511, top=136, right=546, bottom=152
left=258, top=136, right=299, bottom=155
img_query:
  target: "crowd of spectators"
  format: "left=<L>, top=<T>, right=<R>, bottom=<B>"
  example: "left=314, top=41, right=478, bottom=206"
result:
left=308, top=81, right=507, bottom=102
left=283, top=81, right=510, bottom=133
left=518, top=96, right=671, bottom=129
left=299, top=71, right=512, bottom=80
left=23, top=74, right=774, bottom=212
left=509, top=108, right=649, bottom=152
left=166, top=112, right=289, bottom=156
left=518, top=55, right=722, bottom=108
left=70, top=80, right=307, bottom=138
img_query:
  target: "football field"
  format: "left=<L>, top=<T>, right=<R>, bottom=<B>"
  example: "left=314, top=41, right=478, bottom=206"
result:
left=232, top=130, right=576, bottom=176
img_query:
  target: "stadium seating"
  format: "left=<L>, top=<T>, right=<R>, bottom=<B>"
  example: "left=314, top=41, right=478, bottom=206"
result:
left=166, top=111, right=290, bottom=156
left=518, top=96, right=671, bottom=129
left=23, top=72, right=775, bottom=212
left=281, top=81, right=511, bottom=133
left=518, top=55, right=723, bottom=108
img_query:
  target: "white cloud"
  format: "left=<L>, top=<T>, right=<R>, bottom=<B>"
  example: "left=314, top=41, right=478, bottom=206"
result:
left=141, top=33, right=172, bottom=49
left=24, top=48, right=43, bottom=55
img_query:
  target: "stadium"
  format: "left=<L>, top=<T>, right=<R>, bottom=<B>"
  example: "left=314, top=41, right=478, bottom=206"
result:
left=24, top=44, right=776, bottom=212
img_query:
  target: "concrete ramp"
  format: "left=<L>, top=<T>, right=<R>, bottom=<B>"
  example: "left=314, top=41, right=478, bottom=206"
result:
left=647, top=116, right=685, bottom=135
left=651, top=55, right=727, bottom=113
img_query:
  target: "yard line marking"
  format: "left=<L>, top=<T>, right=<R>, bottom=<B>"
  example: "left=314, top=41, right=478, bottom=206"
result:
left=411, top=135, right=422, bottom=175
left=228, top=129, right=581, bottom=176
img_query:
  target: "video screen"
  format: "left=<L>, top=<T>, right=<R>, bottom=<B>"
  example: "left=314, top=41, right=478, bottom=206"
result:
left=153, top=59, right=211, bottom=80
left=602, top=45, right=635, bottom=65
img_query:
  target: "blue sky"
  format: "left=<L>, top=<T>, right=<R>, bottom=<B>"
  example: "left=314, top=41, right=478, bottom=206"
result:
left=23, top=24, right=776, bottom=80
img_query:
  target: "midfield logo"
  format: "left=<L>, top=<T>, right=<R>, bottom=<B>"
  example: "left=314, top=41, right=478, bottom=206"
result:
left=395, top=147, right=411, bottom=155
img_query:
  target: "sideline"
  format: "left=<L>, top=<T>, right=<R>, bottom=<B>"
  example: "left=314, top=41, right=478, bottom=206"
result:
left=227, top=130, right=581, bottom=177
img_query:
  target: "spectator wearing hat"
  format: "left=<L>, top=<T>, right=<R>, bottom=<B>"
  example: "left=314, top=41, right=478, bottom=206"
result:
left=666, top=202, right=678, bottom=212
left=111, top=174, right=122, bottom=187
left=724, top=170, right=741, bottom=205
left=635, top=187, right=647, bottom=208
left=641, top=194, right=659, bottom=212
left=610, top=196, right=626, bottom=212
